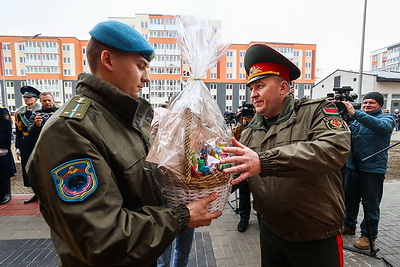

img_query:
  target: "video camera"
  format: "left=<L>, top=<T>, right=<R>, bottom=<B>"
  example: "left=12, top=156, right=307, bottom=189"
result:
left=224, top=111, right=236, bottom=125
left=326, top=86, right=361, bottom=122
left=239, top=102, right=255, bottom=118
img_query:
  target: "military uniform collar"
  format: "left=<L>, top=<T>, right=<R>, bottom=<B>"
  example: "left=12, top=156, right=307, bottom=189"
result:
left=76, top=73, right=153, bottom=127
left=249, top=94, right=295, bottom=129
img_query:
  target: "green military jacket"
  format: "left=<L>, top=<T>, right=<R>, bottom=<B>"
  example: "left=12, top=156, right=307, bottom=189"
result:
left=27, top=73, right=181, bottom=266
left=241, top=94, right=350, bottom=241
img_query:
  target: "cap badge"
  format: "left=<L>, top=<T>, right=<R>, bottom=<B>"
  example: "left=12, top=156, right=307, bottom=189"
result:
left=249, top=66, right=262, bottom=77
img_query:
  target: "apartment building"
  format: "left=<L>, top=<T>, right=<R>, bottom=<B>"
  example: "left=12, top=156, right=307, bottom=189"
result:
left=0, top=13, right=316, bottom=114
left=370, top=42, right=400, bottom=72
left=0, top=35, right=89, bottom=111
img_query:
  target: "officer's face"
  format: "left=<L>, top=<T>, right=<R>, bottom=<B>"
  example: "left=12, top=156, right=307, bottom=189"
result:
left=362, top=99, right=381, bottom=114
left=249, top=76, right=288, bottom=118
left=23, top=96, right=37, bottom=107
left=111, top=52, right=150, bottom=99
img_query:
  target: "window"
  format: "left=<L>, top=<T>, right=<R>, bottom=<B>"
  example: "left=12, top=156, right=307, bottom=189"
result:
left=240, top=73, right=246, bottom=79
left=18, top=44, right=25, bottom=50
left=226, top=95, right=233, bottom=100
left=226, top=84, right=233, bottom=90
left=64, top=69, right=72, bottom=76
left=5, top=69, right=12, bottom=76
left=305, top=73, right=311, bottom=79
left=240, top=51, right=246, bottom=57
left=141, top=22, right=148, bottom=28
left=305, top=62, right=312, bottom=68
left=226, top=73, right=233, bottom=79
left=63, top=57, right=71, bottom=64
left=226, top=51, right=233, bottom=57
left=294, top=50, right=300, bottom=57
left=306, top=51, right=312, bottom=57
left=2, top=44, right=10, bottom=51
left=82, top=48, right=86, bottom=54
left=4, top=57, right=12, bottom=63
left=210, top=73, right=217, bottom=79
left=19, top=57, right=25, bottom=63
left=210, top=84, right=217, bottom=90
left=62, top=45, right=70, bottom=52
left=226, top=62, right=233, bottom=68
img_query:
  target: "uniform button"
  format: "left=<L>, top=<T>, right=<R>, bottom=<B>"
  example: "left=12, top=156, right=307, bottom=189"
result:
left=146, top=117, right=152, bottom=122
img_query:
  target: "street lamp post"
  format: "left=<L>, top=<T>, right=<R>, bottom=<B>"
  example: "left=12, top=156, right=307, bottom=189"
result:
left=1, top=33, right=41, bottom=108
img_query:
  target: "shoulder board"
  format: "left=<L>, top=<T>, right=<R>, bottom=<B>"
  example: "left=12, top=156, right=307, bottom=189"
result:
left=60, top=96, right=92, bottom=120
left=297, top=97, right=326, bottom=107
left=0, top=106, right=4, bottom=108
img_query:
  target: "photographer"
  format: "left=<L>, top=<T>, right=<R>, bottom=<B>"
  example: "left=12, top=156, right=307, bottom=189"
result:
left=232, top=103, right=257, bottom=232
left=28, top=92, right=58, bottom=138
left=342, top=92, right=395, bottom=250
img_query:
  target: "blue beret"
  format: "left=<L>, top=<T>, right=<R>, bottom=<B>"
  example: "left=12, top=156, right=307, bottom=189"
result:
left=20, top=86, right=40, bottom=98
left=89, top=20, right=155, bottom=61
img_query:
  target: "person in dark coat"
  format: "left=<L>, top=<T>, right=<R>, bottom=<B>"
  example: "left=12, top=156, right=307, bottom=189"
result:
left=0, top=106, right=16, bottom=204
left=14, top=86, right=41, bottom=203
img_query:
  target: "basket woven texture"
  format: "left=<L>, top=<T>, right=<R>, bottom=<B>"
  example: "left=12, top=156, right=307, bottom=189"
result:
left=161, top=108, right=232, bottom=212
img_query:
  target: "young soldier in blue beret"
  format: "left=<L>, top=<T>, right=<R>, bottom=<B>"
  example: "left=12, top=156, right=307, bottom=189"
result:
left=220, top=44, right=350, bottom=267
left=15, top=85, right=41, bottom=203
left=27, top=20, right=221, bottom=266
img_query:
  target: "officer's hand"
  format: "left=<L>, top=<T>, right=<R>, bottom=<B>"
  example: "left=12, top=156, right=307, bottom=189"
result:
left=35, top=114, right=43, bottom=127
left=0, top=148, right=8, bottom=156
left=186, top=192, right=222, bottom=228
left=220, top=137, right=261, bottom=185
left=343, top=101, right=355, bottom=116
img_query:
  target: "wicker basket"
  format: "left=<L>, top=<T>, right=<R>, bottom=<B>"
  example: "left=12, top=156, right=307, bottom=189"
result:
left=160, top=108, right=232, bottom=212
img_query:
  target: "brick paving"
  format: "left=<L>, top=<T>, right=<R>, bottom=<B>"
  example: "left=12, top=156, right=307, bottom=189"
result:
left=0, top=132, right=399, bottom=266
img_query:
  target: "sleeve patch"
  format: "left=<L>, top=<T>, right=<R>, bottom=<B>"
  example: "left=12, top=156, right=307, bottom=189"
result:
left=323, top=117, right=347, bottom=131
left=51, top=158, right=98, bottom=202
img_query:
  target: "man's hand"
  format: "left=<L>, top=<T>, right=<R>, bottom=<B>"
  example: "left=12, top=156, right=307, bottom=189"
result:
left=35, top=114, right=43, bottom=127
left=343, top=101, right=356, bottom=116
left=220, top=137, right=261, bottom=185
left=0, top=148, right=8, bottom=156
left=187, top=193, right=222, bottom=227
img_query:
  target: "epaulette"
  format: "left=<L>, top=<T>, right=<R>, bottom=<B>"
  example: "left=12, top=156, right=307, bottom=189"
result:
left=296, top=97, right=326, bottom=107
left=60, top=96, right=92, bottom=120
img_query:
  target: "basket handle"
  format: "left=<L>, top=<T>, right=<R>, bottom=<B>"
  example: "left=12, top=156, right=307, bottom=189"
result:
left=184, top=108, right=193, bottom=183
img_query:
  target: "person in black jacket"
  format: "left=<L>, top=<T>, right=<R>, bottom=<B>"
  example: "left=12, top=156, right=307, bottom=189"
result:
left=28, top=92, right=58, bottom=138
left=0, top=106, right=16, bottom=204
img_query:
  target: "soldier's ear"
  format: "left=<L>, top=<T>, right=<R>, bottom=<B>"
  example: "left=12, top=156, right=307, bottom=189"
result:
left=100, top=50, right=113, bottom=71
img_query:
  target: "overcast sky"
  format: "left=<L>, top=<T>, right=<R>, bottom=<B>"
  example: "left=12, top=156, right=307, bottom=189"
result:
left=2, top=0, right=399, bottom=80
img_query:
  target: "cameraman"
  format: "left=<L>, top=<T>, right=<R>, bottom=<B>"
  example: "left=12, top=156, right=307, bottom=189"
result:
left=342, top=92, right=395, bottom=250
left=28, top=92, right=58, bottom=138
left=232, top=103, right=257, bottom=232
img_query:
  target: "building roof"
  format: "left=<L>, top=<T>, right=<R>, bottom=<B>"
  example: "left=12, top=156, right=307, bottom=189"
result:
left=315, top=69, right=400, bottom=86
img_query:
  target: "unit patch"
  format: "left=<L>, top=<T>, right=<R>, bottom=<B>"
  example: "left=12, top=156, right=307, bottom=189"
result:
left=323, top=117, right=347, bottom=131
left=51, top=158, right=98, bottom=202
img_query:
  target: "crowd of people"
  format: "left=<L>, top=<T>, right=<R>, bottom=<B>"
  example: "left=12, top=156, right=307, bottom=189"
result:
left=0, top=20, right=397, bottom=267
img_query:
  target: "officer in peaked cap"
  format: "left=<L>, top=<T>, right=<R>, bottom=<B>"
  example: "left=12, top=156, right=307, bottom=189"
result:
left=20, top=86, right=40, bottom=98
left=244, top=43, right=300, bottom=85
left=15, top=85, right=41, bottom=203
left=26, top=20, right=221, bottom=266
left=221, top=43, right=350, bottom=266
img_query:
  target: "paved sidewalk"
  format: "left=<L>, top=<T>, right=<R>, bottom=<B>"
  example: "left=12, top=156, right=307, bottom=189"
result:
left=1, top=181, right=399, bottom=266
left=1, top=131, right=399, bottom=266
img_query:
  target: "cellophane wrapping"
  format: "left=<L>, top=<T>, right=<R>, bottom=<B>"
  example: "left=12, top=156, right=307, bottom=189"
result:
left=146, top=17, right=233, bottom=212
